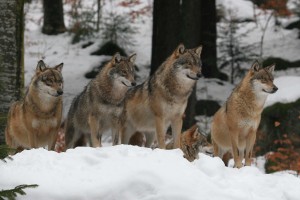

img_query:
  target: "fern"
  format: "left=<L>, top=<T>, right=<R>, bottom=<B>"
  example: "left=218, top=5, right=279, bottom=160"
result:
left=0, top=145, right=38, bottom=199
left=0, top=184, right=38, bottom=200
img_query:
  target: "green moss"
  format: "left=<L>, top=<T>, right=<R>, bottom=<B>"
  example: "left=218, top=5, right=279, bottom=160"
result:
left=257, top=99, right=300, bottom=155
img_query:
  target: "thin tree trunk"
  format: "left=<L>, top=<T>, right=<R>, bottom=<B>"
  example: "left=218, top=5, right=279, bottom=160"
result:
left=0, top=0, right=24, bottom=144
left=181, top=0, right=202, bottom=130
left=151, top=0, right=219, bottom=131
left=42, top=0, right=66, bottom=35
left=96, top=0, right=101, bottom=32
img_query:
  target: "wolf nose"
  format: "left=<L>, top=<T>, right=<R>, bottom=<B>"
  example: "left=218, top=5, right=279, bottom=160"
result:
left=57, top=90, right=63, bottom=96
left=197, top=72, right=202, bottom=78
left=131, top=82, right=136, bottom=87
left=273, top=86, right=278, bottom=92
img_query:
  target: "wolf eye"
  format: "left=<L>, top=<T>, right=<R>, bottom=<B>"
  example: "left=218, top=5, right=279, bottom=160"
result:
left=261, top=79, right=267, bottom=83
left=121, top=70, right=127, bottom=76
left=45, top=80, right=53, bottom=86
left=42, top=76, right=46, bottom=81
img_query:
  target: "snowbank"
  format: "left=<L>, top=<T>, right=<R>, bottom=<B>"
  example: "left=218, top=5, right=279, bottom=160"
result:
left=265, top=76, right=300, bottom=107
left=1, top=146, right=300, bottom=200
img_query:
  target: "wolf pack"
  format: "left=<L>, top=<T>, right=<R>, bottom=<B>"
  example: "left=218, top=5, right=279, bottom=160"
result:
left=5, top=44, right=278, bottom=168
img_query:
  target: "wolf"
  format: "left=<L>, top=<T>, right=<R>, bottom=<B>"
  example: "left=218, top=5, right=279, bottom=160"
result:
left=211, top=61, right=278, bottom=168
left=5, top=60, right=64, bottom=150
left=166, top=124, right=210, bottom=162
left=121, top=44, right=203, bottom=149
left=129, top=131, right=145, bottom=146
left=65, top=53, right=137, bottom=148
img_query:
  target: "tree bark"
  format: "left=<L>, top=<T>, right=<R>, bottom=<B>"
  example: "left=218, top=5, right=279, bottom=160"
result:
left=0, top=0, right=24, bottom=144
left=181, top=0, right=202, bottom=130
left=151, top=0, right=219, bottom=131
left=150, top=0, right=181, bottom=75
left=42, top=0, right=66, bottom=35
left=200, top=0, right=219, bottom=78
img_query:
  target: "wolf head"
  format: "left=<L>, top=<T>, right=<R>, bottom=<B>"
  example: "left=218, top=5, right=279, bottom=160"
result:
left=107, top=52, right=137, bottom=87
left=171, top=44, right=203, bottom=81
left=184, top=124, right=209, bottom=149
left=250, top=61, right=278, bottom=94
left=34, top=60, right=64, bottom=97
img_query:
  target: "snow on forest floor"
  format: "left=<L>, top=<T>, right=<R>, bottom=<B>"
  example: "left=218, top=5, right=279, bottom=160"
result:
left=1, top=146, right=300, bottom=200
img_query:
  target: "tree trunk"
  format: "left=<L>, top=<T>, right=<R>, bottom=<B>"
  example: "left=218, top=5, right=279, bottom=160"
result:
left=42, top=0, right=66, bottom=35
left=181, top=0, right=202, bottom=130
left=151, top=0, right=219, bottom=131
left=0, top=0, right=24, bottom=144
left=150, top=0, right=181, bottom=75
left=200, top=0, right=219, bottom=78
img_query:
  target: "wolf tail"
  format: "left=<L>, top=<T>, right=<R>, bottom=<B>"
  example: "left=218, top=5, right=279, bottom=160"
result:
left=5, top=127, right=12, bottom=147
left=64, top=118, right=76, bottom=149
left=5, top=103, right=15, bottom=147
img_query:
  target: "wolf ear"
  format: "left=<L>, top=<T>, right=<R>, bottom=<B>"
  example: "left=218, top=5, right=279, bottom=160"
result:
left=175, top=44, right=185, bottom=56
left=36, top=60, right=47, bottom=73
left=265, top=63, right=275, bottom=74
left=194, top=45, right=203, bottom=58
left=193, top=128, right=199, bottom=139
left=113, top=52, right=122, bottom=64
left=251, top=61, right=260, bottom=72
left=54, top=63, right=63, bottom=72
left=128, top=53, right=137, bottom=63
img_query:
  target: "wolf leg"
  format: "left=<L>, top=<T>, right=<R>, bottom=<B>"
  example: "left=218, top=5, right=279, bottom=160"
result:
left=230, top=133, right=242, bottom=168
left=111, top=128, right=119, bottom=145
left=28, top=131, right=37, bottom=148
left=88, top=114, right=101, bottom=147
left=245, top=131, right=256, bottom=166
left=238, top=147, right=244, bottom=167
left=48, top=131, right=58, bottom=151
left=65, top=120, right=80, bottom=149
left=111, top=119, right=121, bottom=145
left=5, top=127, right=13, bottom=147
left=144, top=132, right=155, bottom=148
left=155, top=116, right=167, bottom=149
left=121, top=123, right=134, bottom=145
left=121, top=128, right=130, bottom=145
left=212, top=140, right=228, bottom=165
left=171, top=115, right=183, bottom=149
left=212, top=139, right=219, bottom=157
left=29, top=135, right=37, bottom=148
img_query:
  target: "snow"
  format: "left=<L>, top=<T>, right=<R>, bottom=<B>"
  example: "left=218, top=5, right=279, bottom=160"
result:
left=1, top=146, right=300, bottom=200
left=265, top=76, right=300, bottom=107
left=217, top=0, right=255, bottom=21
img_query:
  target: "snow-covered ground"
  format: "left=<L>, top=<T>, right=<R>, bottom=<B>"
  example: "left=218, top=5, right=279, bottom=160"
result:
left=1, top=0, right=300, bottom=199
left=1, top=146, right=300, bottom=200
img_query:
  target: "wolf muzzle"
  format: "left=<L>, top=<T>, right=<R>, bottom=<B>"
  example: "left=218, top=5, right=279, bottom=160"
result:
left=57, top=89, right=63, bottom=96
left=131, top=82, right=136, bottom=87
left=271, top=86, right=278, bottom=93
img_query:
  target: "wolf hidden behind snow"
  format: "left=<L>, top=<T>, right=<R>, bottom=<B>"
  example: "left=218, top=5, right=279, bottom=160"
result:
left=65, top=52, right=137, bottom=148
left=166, top=124, right=210, bottom=162
left=5, top=60, right=64, bottom=151
left=211, top=61, right=278, bottom=168
left=121, top=44, right=203, bottom=149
